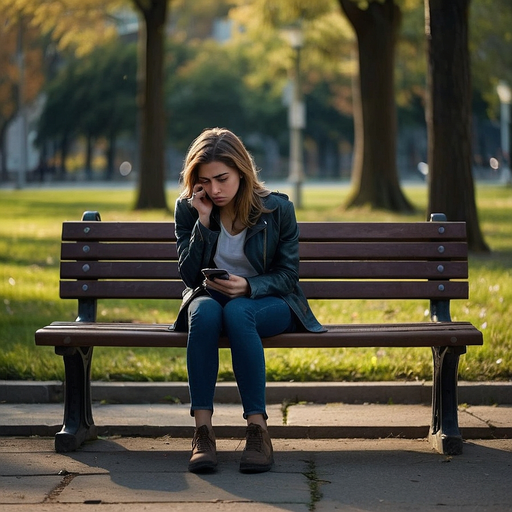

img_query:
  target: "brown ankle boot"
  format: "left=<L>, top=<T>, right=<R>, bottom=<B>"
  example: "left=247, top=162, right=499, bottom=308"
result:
left=188, top=425, right=217, bottom=473
left=239, top=423, right=274, bottom=473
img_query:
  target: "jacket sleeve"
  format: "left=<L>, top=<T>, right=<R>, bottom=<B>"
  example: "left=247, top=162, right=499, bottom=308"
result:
left=246, top=199, right=299, bottom=299
left=174, top=198, right=219, bottom=289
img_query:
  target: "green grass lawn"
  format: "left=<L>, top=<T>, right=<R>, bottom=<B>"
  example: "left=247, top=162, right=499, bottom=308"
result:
left=1, top=183, right=511, bottom=383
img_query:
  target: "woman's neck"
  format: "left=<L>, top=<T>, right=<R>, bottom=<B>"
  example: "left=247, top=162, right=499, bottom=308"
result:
left=220, top=206, right=244, bottom=235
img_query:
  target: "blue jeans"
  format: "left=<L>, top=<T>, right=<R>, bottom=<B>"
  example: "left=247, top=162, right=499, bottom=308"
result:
left=186, top=295, right=295, bottom=419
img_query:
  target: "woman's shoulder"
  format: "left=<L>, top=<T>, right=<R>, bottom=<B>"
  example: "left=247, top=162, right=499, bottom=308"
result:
left=261, top=191, right=292, bottom=208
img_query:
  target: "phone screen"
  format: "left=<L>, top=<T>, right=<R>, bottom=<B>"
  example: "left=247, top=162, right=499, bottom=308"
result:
left=201, top=268, right=230, bottom=280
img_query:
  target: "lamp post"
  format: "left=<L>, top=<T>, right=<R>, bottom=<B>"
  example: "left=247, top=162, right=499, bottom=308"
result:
left=16, top=18, right=27, bottom=190
left=497, top=81, right=511, bottom=185
left=284, top=24, right=305, bottom=208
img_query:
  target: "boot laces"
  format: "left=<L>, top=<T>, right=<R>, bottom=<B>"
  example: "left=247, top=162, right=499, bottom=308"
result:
left=245, top=424, right=264, bottom=452
left=193, top=426, right=214, bottom=453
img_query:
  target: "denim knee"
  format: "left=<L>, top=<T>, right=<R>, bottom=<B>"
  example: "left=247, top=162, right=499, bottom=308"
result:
left=188, top=296, right=223, bottom=332
left=222, top=298, right=255, bottom=328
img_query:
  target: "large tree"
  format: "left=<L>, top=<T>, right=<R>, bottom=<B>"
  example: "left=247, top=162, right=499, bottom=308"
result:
left=425, top=0, right=489, bottom=252
left=338, top=0, right=413, bottom=211
left=133, top=0, right=169, bottom=209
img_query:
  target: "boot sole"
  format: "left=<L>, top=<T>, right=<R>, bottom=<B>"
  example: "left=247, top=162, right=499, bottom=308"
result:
left=188, top=460, right=218, bottom=473
left=239, top=459, right=274, bottom=473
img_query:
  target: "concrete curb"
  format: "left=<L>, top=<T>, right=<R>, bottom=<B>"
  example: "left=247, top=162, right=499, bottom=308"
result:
left=1, top=380, right=511, bottom=405
left=2, top=401, right=511, bottom=440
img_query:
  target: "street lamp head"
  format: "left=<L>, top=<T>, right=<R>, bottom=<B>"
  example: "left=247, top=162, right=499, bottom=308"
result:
left=497, top=81, right=512, bottom=104
left=283, top=23, right=304, bottom=50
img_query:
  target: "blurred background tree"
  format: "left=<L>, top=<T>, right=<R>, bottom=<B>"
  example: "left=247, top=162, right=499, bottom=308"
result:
left=37, top=42, right=137, bottom=179
left=0, top=8, right=46, bottom=182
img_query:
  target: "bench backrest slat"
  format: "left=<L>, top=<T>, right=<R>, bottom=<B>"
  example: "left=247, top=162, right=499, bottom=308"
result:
left=62, top=220, right=467, bottom=242
left=60, top=260, right=468, bottom=280
left=60, top=280, right=468, bottom=300
left=295, top=221, right=467, bottom=240
left=299, top=242, right=467, bottom=260
left=61, top=241, right=467, bottom=261
left=59, top=219, right=469, bottom=302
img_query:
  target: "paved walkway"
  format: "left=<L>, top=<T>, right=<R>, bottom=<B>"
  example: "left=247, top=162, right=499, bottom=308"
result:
left=1, top=392, right=511, bottom=510
left=2, top=435, right=511, bottom=511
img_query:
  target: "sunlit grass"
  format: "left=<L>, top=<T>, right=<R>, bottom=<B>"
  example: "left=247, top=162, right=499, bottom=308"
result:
left=1, top=183, right=511, bottom=382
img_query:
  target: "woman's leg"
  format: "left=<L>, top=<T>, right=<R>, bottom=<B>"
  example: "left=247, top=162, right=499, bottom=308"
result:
left=222, top=296, right=294, bottom=421
left=223, top=296, right=292, bottom=473
left=187, top=295, right=223, bottom=423
left=186, top=296, right=222, bottom=473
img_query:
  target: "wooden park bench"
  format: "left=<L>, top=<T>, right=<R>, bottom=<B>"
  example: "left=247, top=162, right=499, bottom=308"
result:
left=35, top=211, right=483, bottom=455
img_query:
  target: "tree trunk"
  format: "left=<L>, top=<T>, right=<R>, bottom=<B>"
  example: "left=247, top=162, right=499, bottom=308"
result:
left=338, top=0, right=413, bottom=212
left=58, top=133, right=69, bottom=179
left=133, top=0, right=169, bottom=210
left=85, top=135, right=93, bottom=181
left=425, top=0, right=489, bottom=252
left=105, top=131, right=116, bottom=181
left=0, top=122, right=9, bottom=183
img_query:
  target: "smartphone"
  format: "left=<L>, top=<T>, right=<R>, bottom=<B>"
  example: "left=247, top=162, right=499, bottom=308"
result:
left=201, top=268, right=230, bottom=281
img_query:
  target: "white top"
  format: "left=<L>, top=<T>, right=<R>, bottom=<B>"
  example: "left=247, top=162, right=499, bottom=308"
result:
left=214, top=222, right=257, bottom=278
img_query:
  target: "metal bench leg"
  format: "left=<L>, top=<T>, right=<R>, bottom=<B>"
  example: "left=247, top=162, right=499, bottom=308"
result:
left=55, top=346, right=97, bottom=452
left=430, top=345, right=466, bottom=455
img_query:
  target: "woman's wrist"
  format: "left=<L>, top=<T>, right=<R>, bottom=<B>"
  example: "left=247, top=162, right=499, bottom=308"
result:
left=198, top=215, right=210, bottom=229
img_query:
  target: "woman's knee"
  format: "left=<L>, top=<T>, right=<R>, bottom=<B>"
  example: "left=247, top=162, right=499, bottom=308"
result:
left=188, top=296, right=223, bottom=330
left=223, top=298, right=255, bottom=328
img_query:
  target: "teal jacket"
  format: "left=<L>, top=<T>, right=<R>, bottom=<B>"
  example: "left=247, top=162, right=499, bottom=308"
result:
left=172, top=192, right=325, bottom=333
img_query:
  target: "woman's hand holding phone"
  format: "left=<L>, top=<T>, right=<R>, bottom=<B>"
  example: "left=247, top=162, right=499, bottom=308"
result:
left=202, top=268, right=250, bottom=299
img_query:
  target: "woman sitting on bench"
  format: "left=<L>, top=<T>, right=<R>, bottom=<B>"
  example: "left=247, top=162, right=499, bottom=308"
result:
left=173, top=127, right=324, bottom=474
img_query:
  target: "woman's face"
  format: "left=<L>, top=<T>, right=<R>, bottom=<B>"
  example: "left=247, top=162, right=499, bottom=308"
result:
left=197, top=161, right=241, bottom=209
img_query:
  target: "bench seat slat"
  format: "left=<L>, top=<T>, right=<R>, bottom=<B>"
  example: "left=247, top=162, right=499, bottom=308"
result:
left=59, top=260, right=468, bottom=280
left=35, top=321, right=483, bottom=349
left=59, top=280, right=468, bottom=300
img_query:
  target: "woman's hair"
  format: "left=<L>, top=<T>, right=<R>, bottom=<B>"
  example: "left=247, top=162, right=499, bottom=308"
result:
left=179, top=127, right=271, bottom=228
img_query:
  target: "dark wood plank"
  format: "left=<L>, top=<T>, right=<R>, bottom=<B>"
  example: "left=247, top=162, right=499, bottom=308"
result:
left=299, top=242, right=468, bottom=260
left=299, top=281, right=468, bottom=300
left=59, top=279, right=468, bottom=300
left=62, top=221, right=467, bottom=243
left=297, top=221, right=467, bottom=241
left=59, top=260, right=468, bottom=280
left=61, top=242, right=178, bottom=260
left=60, top=241, right=467, bottom=262
left=35, top=321, right=483, bottom=348
left=298, top=261, right=468, bottom=279
left=60, top=280, right=186, bottom=300
left=63, top=222, right=176, bottom=242
left=60, top=261, right=181, bottom=279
